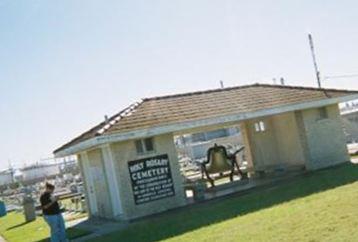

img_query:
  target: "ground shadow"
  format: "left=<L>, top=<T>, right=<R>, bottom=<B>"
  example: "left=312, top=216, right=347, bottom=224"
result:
left=6, top=221, right=30, bottom=231
left=74, top=162, right=358, bottom=242
left=38, top=238, right=48, bottom=242
left=37, top=227, right=91, bottom=242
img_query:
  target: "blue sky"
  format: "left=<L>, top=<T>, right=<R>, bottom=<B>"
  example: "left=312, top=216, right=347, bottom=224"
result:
left=1, top=0, right=358, bottom=169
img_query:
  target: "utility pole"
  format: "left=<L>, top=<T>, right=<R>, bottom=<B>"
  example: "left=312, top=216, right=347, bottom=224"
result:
left=308, top=34, right=322, bottom=88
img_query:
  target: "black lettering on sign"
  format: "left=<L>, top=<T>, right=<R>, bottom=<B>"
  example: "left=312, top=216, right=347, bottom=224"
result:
left=128, top=154, right=175, bottom=205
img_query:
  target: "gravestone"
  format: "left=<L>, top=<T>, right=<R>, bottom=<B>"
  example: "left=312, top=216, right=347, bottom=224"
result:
left=23, top=195, right=36, bottom=222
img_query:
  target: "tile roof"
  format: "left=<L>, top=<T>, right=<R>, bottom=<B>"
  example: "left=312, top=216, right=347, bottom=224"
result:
left=54, top=83, right=358, bottom=154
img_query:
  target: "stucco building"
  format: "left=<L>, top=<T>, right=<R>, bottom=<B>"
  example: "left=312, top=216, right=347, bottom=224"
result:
left=341, top=106, right=358, bottom=143
left=0, top=170, right=13, bottom=186
left=18, top=164, right=60, bottom=184
left=54, top=84, right=358, bottom=220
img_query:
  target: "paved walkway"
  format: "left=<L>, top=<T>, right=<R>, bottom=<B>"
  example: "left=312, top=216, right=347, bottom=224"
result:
left=70, top=218, right=129, bottom=242
left=0, top=235, right=6, bottom=242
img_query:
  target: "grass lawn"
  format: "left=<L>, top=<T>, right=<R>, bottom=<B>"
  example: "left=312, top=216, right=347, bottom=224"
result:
left=350, top=154, right=358, bottom=159
left=0, top=212, right=90, bottom=242
left=93, top=163, right=358, bottom=242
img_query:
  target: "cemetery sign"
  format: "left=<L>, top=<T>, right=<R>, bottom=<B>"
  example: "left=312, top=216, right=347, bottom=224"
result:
left=128, top=154, right=175, bottom=205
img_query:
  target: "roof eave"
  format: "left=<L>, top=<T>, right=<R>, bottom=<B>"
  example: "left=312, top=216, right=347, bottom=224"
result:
left=54, top=93, right=358, bottom=158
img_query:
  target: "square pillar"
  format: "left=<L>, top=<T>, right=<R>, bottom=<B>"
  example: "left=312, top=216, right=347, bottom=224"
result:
left=101, top=144, right=124, bottom=217
left=239, top=121, right=255, bottom=170
left=79, top=151, right=98, bottom=216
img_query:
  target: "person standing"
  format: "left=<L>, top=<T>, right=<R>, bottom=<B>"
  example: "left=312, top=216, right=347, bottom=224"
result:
left=40, top=182, right=67, bottom=242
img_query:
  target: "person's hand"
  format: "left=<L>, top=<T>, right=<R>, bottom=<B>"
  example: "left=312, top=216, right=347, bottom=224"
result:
left=50, top=195, right=58, bottom=202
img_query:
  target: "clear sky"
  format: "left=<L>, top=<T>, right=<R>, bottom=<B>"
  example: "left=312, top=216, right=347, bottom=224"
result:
left=1, top=0, right=358, bottom=169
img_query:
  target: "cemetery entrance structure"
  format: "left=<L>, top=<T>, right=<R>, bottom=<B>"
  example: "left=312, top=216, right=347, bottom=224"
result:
left=54, top=84, right=358, bottom=220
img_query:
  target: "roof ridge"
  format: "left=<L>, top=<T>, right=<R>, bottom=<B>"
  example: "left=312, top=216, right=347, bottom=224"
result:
left=257, top=83, right=358, bottom=93
left=53, top=100, right=143, bottom=154
left=143, top=83, right=260, bottom=101
left=142, top=83, right=358, bottom=101
left=96, top=101, right=143, bottom=135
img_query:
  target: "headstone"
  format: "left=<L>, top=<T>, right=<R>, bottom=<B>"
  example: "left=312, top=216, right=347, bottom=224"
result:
left=23, top=195, right=36, bottom=222
left=193, top=180, right=206, bottom=202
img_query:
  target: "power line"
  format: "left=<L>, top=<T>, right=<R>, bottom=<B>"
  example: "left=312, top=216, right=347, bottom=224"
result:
left=324, top=74, right=358, bottom=80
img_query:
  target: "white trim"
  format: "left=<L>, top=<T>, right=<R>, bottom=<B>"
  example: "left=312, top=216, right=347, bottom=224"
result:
left=55, top=94, right=358, bottom=157
left=341, top=108, right=358, bottom=115
left=80, top=152, right=98, bottom=215
left=101, top=145, right=123, bottom=217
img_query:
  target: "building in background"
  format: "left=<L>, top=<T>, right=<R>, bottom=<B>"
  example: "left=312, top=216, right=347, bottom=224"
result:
left=0, top=170, right=13, bottom=186
left=341, top=103, right=358, bottom=144
left=18, top=163, right=60, bottom=184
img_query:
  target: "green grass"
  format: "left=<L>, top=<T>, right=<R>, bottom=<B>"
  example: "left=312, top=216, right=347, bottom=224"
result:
left=350, top=154, right=358, bottom=159
left=93, top=163, right=358, bottom=242
left=0, top=212, right=90, bottom=242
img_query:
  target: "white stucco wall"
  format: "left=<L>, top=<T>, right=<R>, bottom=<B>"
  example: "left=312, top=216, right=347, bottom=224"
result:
left=245, top=112, right=305, bottom=170
left=271, top=112, right=306, bottom=166
left=246, top=117, right=280, bottom=170
left=77, top=154, right=97, bottom=218
left=111, top=133, right=186, bottom=220
left=300, top=104, right=350, bottom=170
left=244, top=106, right=348, bottom=171
left=86, top=149, right=114, bottom=219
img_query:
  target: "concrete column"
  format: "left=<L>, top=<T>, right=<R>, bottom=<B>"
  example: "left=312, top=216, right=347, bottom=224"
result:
left=101, top=144, right=123, bottom=217
left=294, top=111, right=311, bottom=168
left=239, top=121, right=255, bottom=170
left=80, top=151, right=98, bottom=215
